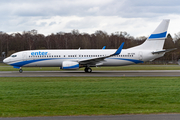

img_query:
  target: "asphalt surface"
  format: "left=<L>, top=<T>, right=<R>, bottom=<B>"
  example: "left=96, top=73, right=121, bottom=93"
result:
left=1, top=114, right=180, bottom=120
left=1, top=70, right=180, bottom=77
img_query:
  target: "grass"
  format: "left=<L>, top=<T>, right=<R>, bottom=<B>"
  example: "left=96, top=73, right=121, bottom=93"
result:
left=1, top=77, right=180, bottom=117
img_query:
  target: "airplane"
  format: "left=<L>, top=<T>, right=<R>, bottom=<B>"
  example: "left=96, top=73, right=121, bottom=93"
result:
left=3, top=19, right=174, bottom=73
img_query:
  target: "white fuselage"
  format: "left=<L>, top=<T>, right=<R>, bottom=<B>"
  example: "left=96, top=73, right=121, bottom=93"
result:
left=3, top=19, right=170, bottom=72
left=3, top=49, right=164, bottom=68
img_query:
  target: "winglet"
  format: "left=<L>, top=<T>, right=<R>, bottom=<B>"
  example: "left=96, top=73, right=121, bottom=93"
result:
left=112, top=42, right=124, bottom=55
left=102, top=46, right=106, bottom=49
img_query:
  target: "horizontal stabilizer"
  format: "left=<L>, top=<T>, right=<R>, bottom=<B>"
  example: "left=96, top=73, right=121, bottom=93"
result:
left=152, top=48, right=177, bottom=54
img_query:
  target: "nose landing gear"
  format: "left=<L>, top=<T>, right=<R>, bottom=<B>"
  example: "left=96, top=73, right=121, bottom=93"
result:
left=84, top=67, right=92, bottom=73
left=19, top=69, right=23, bottom=73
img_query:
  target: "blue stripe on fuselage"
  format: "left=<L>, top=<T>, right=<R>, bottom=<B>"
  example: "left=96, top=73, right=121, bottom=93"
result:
left=108, top=58, right=143, bottom=64
left=10, top=58, right=58, bottom=67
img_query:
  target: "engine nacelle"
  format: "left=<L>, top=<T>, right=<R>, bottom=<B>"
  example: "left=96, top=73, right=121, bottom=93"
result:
left=61, top=61, right=79, bottom=70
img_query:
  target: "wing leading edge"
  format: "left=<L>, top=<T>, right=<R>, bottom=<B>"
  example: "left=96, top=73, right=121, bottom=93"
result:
left=79, top=42, right=124, bottom=66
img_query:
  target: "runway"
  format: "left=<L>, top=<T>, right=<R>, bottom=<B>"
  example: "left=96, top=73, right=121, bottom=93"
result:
left=1, top=70, right=180, bottom=77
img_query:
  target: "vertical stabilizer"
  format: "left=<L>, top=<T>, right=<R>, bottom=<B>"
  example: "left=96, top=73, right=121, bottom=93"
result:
left=132, top=19, right=170, bottom=50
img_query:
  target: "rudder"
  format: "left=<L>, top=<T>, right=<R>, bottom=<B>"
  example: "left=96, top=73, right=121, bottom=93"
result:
left=132, top=19, right=170, bottom=50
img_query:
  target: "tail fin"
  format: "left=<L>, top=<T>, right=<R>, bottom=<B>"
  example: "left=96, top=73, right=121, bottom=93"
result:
left=132, top=19, right=170, bottom=50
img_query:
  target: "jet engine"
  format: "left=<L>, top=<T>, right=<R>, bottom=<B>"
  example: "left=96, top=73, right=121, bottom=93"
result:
left=61, top=61, right=79, bottom=70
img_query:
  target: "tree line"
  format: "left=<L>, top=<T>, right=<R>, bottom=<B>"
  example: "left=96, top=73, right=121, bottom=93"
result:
left=0, top=29, right=180, bottom=64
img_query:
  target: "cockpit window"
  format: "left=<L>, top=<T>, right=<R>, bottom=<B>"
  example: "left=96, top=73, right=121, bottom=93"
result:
left=11, top=55, right=17, bottom=57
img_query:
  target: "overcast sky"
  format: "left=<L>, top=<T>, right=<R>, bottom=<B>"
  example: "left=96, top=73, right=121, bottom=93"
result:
left=1, top=0, right=180, bottom=37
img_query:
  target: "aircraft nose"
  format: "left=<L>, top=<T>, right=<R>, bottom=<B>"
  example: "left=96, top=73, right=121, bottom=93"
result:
left=3, top=58, right=8, bottom=64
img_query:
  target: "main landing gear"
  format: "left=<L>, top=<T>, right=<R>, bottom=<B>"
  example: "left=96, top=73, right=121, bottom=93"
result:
left=84, top=67, right=92, bottom=73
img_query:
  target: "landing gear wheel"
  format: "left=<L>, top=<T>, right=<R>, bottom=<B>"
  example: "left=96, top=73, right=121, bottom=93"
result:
left=87, top=68, right=92, bottom=73
left=84, top=68, right=88, bottom=72
left=19, top=69, right=23, bottom=73
left=84, top=67, right=92, bottom=73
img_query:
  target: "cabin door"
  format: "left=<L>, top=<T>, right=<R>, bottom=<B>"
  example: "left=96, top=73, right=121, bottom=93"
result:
left=138, top=51, right=143, bottom=61
left=22, top=52, right=27, bottom=61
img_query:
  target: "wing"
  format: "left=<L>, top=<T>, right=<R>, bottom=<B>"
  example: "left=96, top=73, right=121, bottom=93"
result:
left=79, top=42, right=124, bottom=66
